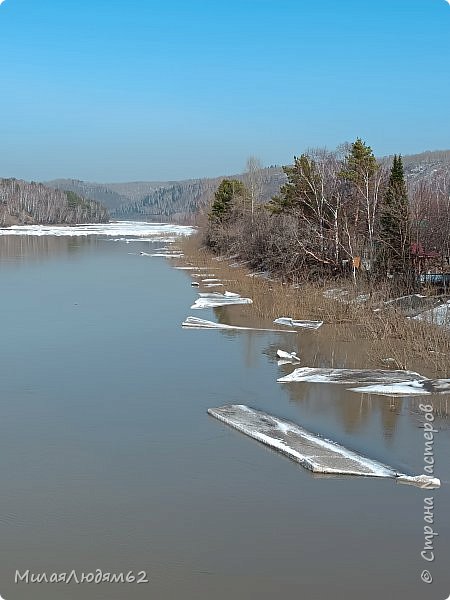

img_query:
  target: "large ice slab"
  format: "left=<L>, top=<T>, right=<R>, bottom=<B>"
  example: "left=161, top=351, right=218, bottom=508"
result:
left=181, top=316, right=296, bottom=333
left=0, top=221, right=195, bottom=238
left=191, top=293, right=253, bottom=309
left=350, top=379, right=450, bottom=396
left=208, top=405, right=440, bottom=488
left=412, top=302, right=450, bottom=329
left=274, top=317, right=323, bottom=330
left=278, top=366, right=426, bottom=384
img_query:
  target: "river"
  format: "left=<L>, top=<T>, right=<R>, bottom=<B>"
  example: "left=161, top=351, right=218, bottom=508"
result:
left=0, top=223, right=448, bottom=600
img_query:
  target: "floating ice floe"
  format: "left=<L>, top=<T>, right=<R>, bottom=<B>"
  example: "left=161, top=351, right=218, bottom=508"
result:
left=322, top=289, right=369, bottom=305
left=412, top=303, right=450, bottom=329
left=149, top=252, right=184, bottom=258
left=208, top=405, right=440, bottom=488
left=174, top=266, right=199, bottom=270
left=191, top=293, right=253, bottom=310
left=0, top=221, right=195, bottom=238
left=349, top=379, right=450, bottom=396
left=277, top=349, right=301, bottom=365
left=274, top=317, right=323, bottom=330
left=181, top=317, right=297, bottom=333
left=198, top=291, right=240, bottom=298
left=277, top=367, right=426, bottom=384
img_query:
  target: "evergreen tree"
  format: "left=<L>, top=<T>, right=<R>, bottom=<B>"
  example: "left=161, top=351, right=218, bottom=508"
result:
left=379, top=154, right=411, bottom=274
left=339, top=138, right=381, bottom=277
left=208, top=179, right=247, bottom=222
left=339, top=138, right=378, bottom=185
left=267, top=154, right=323, bottom=218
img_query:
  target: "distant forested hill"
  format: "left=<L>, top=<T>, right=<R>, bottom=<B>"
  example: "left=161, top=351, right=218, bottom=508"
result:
left=0, top=179, right=109, bottom=226
left=46, top=167, right=286, bottom=224
left=45, top=179, right=130, bottom=211
left=44, top=150, right=450, bottom=224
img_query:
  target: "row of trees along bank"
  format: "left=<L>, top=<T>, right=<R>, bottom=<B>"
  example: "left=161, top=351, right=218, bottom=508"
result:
left=0, top=178, right=109, bottom=226
left=205, top=140, right=450, bottom=293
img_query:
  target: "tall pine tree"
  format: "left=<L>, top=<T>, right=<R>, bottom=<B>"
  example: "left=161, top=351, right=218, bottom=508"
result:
left=379, top=154, right=411, bottom=276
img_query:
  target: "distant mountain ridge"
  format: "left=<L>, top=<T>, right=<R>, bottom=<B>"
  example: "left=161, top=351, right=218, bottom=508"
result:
left=46, top=167, right=286, bottom=224
left=45, top=149, right=450, bottom=223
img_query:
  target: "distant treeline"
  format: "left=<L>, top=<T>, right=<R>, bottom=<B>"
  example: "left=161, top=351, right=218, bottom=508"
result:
left=112, top=167, right=285, bottom=224
left=205, top=141, right=450, bottom=291
left=0, top=178, right=109, bottom=226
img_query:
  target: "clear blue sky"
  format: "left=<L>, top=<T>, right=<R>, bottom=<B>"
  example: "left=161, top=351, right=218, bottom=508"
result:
left=0, top=0, right=449, bottom=182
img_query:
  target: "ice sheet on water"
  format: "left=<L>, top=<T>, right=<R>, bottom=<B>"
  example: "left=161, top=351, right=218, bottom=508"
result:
left=0, top=221, right=195, bottom=238
left=174, top=266, right=200, bottom=270
left=207, top=405, right=440, bottom=488
left=198, top=291, right=240, bottom=298
left=412, top=303, right=450, bottom=329
left=278, top=366, right=426, bottom=384
left=350, top=379, right=450, bottom=396
left=181, top=317, right=296, bottom=333
left=276, top=349, right=301, bottom=365
left=191, top=295, right=253, bottom=309
left=322, top=289, right=369, bottom=305
left=149, top=252, right=184, bottom=258
left=274, top=317, right=323, bottom=330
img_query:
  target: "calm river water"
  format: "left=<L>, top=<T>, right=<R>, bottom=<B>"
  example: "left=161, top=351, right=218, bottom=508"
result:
left=0, top=225, right=448, bottom=600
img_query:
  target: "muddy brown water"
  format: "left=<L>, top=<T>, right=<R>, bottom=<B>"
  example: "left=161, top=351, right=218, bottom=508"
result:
left=0, top=234, right=448, bottom=600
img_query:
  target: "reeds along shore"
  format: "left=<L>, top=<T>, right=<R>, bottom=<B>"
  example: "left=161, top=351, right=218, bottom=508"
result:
left=178, top=234, right=450, bottom=376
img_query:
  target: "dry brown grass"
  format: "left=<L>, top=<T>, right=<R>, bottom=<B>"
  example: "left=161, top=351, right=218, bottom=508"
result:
left=178, top=234, right=450, bottom=376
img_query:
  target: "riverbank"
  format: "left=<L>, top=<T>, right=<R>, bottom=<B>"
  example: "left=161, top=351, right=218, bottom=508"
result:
left=178, top=233, right=449, bottom=376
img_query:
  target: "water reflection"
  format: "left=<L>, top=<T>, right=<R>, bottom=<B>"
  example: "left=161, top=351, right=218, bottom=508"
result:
left=0, top=235, right=95, bottom=266
left=205, top=303, right=449, bottom=443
